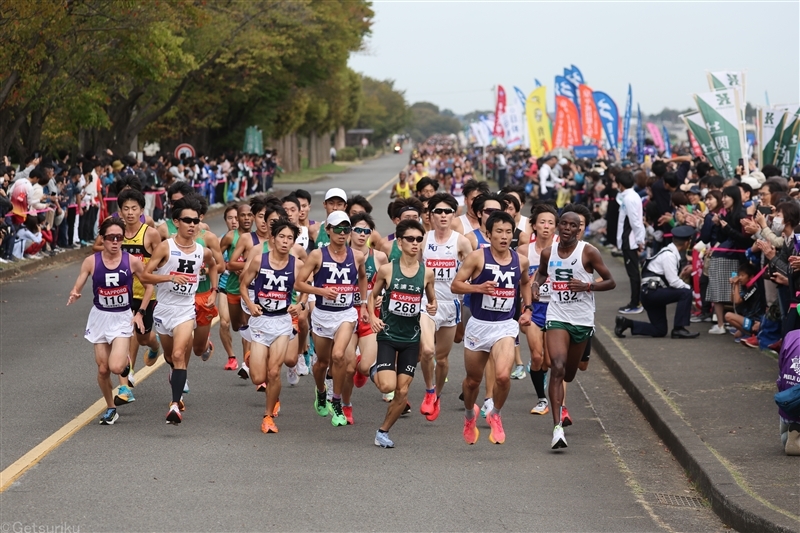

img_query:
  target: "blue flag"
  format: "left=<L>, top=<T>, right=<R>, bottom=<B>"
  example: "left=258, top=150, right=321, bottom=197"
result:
left=593, top=92, right=619, bottom=150
left=534, top=79, right=542, bottom=88
left=622, top=84, right=632, bottom=156
left=513, top=86, right=527, bottom=112
left=636, top=104, right=645, bottom=163
left=662, top=125, right=671, bottom=158
left=556, top=74, right=581, bottom=136
left=564, top=65, right=584, bottom=87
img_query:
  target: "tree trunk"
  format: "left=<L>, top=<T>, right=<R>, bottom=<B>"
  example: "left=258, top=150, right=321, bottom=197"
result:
left=308, top=131, right=319, bottom=169
left=292, top=133, right=300, bottom=173
left=335, top=125, right=346, bottom=150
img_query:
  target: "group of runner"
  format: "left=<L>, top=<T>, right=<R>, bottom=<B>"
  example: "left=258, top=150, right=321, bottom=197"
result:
left=69, top=162, right=615, bottom=450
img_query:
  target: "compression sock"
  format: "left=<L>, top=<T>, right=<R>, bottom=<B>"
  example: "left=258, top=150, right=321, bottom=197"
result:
left=531, top=369, right=546, bottom=400
left=465, top=407, right=475, bottom=419
left=171, top=369, right=186, bottom=403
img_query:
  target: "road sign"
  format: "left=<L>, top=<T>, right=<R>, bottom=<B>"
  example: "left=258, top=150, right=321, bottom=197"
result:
left=174, top=143, right=195, bottom=160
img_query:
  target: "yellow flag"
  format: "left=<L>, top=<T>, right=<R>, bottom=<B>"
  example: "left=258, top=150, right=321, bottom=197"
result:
left=526, top=86, right=552, bottom=158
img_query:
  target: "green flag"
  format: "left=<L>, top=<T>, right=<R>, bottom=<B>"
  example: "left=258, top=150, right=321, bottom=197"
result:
left=694, top=89, right=745, bottom=178
left=759, top=106, right=789, bottom=166
left=681, top=111, right=726, bottom=176
left=776, top=107, right=800, bottom=177
left=706, top=71, right=746, bottom=103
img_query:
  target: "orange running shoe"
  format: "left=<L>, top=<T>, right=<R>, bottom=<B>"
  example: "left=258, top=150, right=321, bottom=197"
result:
left=487, top=412, right=505, bottom=444
left=261, top=415, right=278, bottom=433
left=272, top=400, right=281, bottom=418
left=342, top=405, right=354, bottom=425
left=420, top=391, right=436, bottom=415
left=353, top=355, right=368, bottom=388
left=561, top=406, right=572, bottom=427
left=224, top=357, right=238, bottom=371
left=462, top=405, right=479, bottom=445
left=425, top=397, right=440, bottom=422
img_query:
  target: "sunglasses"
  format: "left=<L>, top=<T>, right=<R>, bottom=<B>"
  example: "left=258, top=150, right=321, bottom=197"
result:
left=330, top=225, right=352, bottom=234
left=431, top=208, right=455, bottom=215
left=103, top=234, right=124, bottom=242
left=179, top=217, right=201, bottom=225
left=352, top=227, right=372, bottom=235
left=482, top=208, right=499, bottom=215
left=400, top=235, right=424, bottom=243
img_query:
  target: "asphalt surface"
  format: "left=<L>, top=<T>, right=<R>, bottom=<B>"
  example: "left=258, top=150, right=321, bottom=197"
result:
left=0, top=154, right=725, bottom=532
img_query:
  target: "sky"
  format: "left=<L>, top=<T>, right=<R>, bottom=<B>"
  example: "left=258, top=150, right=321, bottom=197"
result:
left=348, top=1, right=800, bottom=116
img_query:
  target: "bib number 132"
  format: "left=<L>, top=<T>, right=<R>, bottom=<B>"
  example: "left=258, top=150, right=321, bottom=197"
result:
left=555, top=290, right=578, bottom=302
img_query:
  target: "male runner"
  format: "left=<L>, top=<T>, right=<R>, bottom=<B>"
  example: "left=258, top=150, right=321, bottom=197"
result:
left=418, top=192, right=472, bottom=421
left=369, top=219, right=437, bottom=448
left=451, top=179, right=490, bottom=235
left=139, top=196, right=215, bottom=424
left=112, top=189, right=162, bottom=407
left=240, top=217, right=305, bottom=433
left=376, top=197, right=423, bottom=261
left=68, top=218, right=152, bottom=425
left=295, top=211, right=368, bottom=427
left=309, top=187, right=347, bottom=248
left=453, top=211, right=532, bottom=445
left=190, top=196, right=224, bottom=364
left=218, top=204, right=240, bottom=370
left=533, top=210, right=615, bottom=449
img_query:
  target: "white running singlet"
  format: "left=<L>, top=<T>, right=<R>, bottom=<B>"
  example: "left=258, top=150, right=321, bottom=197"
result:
left=545, top=240, right=595, bottom=327
left=422, top=230, right=460, bottom=302
left=155, top=239, right=204, bottom=308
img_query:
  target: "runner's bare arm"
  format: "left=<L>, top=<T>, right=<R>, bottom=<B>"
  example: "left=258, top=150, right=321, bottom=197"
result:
left=157, top=222, right=169, bottom=240
left=532, top=246, right=551, bottom=301
left=452, top=249, right=493, bottom=295
left=291, top=243, right=308, bottom=261
left=288, top=259, right=307, bottom=317
left=424, top=266, right=437, bottom=315
left=355, top=250, right=370, bottom=322
left=227, top=233, right=253, bottom=272
left=466, top=231, right=478, bottom=250
left=457, top=233, right=473, bottom=259
left=204, top=247, right=218, bottom=303
left=138, top=241, right=188, bottom=285
left=144, top=225, right=162, bottom=254
left=578, top=245, right=615, bottom=292
left=239, top=252, right=262, bottom=317
left=219, top=230, right=233, bottom=253
left=368, top=264, right=390, bottom=332
left=369, top=228, right=384, bottom=250
left=67, top=256, right=94, bottom=305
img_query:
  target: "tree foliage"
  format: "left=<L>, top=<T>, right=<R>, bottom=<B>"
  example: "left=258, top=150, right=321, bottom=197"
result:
left=356, top=77, right=408, bottom=144
left=407, top=102, right=462, bottom=142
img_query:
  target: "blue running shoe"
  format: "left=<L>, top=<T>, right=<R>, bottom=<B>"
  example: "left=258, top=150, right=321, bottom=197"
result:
left=114, top=385, right=135, bottom=406
left=374, top=430, right=395, bottom=448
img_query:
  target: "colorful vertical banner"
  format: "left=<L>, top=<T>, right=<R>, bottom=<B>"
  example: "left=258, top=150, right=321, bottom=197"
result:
left=592, top=91, right=619, bottom=150
left=525, top=86, right=552, bottom=157
left=759, top=106, right=789, bottom=166
left=493, top=86, right=507, bottom=140
left=502, top=90, right=525, bottom=149
left=636, top=104, right=645, bottom=163
left=694, top=89, right=746, bottom=177
left=470, top=122, right=490, bottom=147
left=662, top=125, right=672, bottom=158
left=687, top=129, right=704, bottom=158
left=776, top=107, right=800, bottom=177
left=513, top=86, right=529, bottom=148
left=646, top=123, right=665, bottom=152
left=579, top=85, right=602, bottom=143
left=479, top=114, right=495, bottom=146
left=622, top=84, right=632, bottom=157
left=707, top=70, right=746, bottom=103
left=534, top=79, right=542, bottom=88
left=564, top=65, right=584, bottom=86
left=681, top=111, right=726, bottom=176
left=561, top=69, right=582, bottom=133
left=554, top=76, right=581, bottom=148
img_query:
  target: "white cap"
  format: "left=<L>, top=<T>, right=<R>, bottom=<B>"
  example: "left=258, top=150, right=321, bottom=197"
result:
left=740, top=176, right=760, bottom=190
left=558, top=157, right=569, bottom=165
left=326, top=211, right=350, bottom=227
left=324, top=188, right=347, bottom=202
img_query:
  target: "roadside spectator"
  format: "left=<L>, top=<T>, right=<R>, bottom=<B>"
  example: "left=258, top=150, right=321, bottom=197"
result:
left=616, top=170, right=646, bottom=314
left=13, top=214, right=44, bottom=259
left=725, top=262, right=766, bottom=343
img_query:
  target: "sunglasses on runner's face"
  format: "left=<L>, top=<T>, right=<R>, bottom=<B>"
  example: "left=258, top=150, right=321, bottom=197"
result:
left=179, top=217, right=201, bottom=225
left=330, top=225, right=351, bottom=234
left=400, top=235, right=424, bottom=243
left=481, top=208, right=498, bottom=215
left=431, top=208, right=455, bottom=215
left=103, top=234, right=123, bottom=242
left=352, top=227, right=372, bottom=235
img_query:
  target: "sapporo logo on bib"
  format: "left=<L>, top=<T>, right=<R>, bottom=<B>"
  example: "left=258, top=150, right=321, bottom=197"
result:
left=426, top=258, right=456, bottom=282
left=551, top=267, right=581, bottom=303
left=322, top=261, right=355, bottom=307
left=257, top=290, right=287, bottom=312
left=481, top=264, right=516, bottom=312
left=99, top=286, right=129, bottom=308
left=171, top=258, right=197, bottom=295
left=389, top=291, right=421, bottom=317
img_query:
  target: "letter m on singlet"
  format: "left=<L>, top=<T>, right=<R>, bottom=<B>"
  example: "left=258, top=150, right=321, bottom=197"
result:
left=492, top=269, right=515, bottom=288
left=264, top=272, right=288, bottom=291
left=176, top=259, right=196, bottom=274
left=555, top=268, right=573, bottom=281
left=326, top=265, right=350, bottom=284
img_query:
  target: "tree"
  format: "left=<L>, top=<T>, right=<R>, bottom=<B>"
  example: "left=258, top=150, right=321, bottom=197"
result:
left=407, top=102, right=462, bottom=142
left=356, top=77, right=408, bottom=144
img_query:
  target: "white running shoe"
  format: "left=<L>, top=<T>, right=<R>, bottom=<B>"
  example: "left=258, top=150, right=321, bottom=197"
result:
left=325, top=377, right=333, bottom=401
left=296, top=355, right=309, bottom=376
left=708, top=324, right=727, bottom=335
left=480, top=398, right=494, bottom=418
left=382, top=391, right=394, bottom=402
left=530, top=399, right=549, bottom=415
left=128, top=370, right=136, bottom=387
left=287, top=365, right=299, bottom=386
left=551, top=425, right=568, bottom=449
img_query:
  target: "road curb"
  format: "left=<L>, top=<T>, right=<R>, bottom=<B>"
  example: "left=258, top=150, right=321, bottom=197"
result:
left=592, top=321, right=798, bottom=533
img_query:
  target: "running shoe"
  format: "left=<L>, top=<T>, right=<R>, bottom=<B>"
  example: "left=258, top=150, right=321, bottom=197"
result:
left=287, top=365, right=299, bottom=386
left=296, top=354, right=309, bottom=376
left=530, top=399, right=549, bottom=415
left=127, top=370, right=136, bottom=388
left=510, top=365, right=526, bottom=380
left=487, top=411, right=506, bottom=444
left=382, top=391, right=394, bottom=402
left=420, top=391, right=436, bottom=415
left=463, top=405, right=479, bottom=445
left=708, top=324, right=726, bottom=335
left=727, top=326, right=739, bottom=335
left=741, top=335, right=759, bottom=348
left=273, top=401, right=281, bottom=417
left=374, top=430, right=394, bottom=448
left=256, top=383, right=267, bottom=392
left=480, top=398, right=494, bottom=418
left=425, top=397, right=441, bottom=422
left=99, top=408, right=119, bottom=425
left=224, top=357, right=238, bottom=371
left=261, top=415, right=278, bottom=434
left=144, top=347, right=160, bottom=367
left=353, top=355, right=367, bottom=388
left=166, top=404, right=182, bottom=424
left=177, top=396, right=185, bottom=411
left=551, top=424, right=568, bottom=449
left=201, top=340, right=214, bottom=361
left=114, top=385, right=135, bottom=406
left=121, top=359, right=131, bottom=378
left=618, top=305, right=644, bottom=315
left=402, top=402, right=411, bottom=415
left=342, top=405, right=354, bottom=425
left=314, top=389, right=330, bottom=417
left=329, top=402, right=347, bottom=427
left=325, top=377, right=333, bottom=401
left=561, top=406, right=572, bottom=427
left=238, top=362, right=250, bottom=380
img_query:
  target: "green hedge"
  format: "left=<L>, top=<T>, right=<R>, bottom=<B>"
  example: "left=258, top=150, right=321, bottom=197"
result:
left=361, top=145, right=377, bottom=158
left=337, top=147, right=358, bottom=161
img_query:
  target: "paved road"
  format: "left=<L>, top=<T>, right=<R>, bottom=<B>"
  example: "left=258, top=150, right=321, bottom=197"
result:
left=0, top=154, right=725, bottom=532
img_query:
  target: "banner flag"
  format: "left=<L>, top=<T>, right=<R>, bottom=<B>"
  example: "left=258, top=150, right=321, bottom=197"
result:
left=759, top=106, right=789, bottom=166
left=636, top=104, right=645, bottom=163
left=565, top=65, right=584, bottom=87
left=662, top=125, right=672, bottom=158
left=559, top=72, right=582, bottom=134
left=681, top=111, right=726, bottom=176
left=501, top=89, right=525, bottom=149
left=554, top=76, right=581, bottom=148
left=513, top=86, right=530, bottom=148
left=534, top=79, right=542, bottom=88
left=493, top=86, right=506, bottom=139
left=707, top=70, right=746, bottom=103
left=694, top=89, right=746, bottom=177
left=526, top=86, right=552, bottom=157
left=479, top=114, right=495, bottom=145
left=621, top=84, right=632, bottom=157
left=687, top=128, right=704, bottom=158
left=776, top=107, right=800, bottom=177
left=579, top=85, right=602, bottom=143
left=646, top=123, right=665, bottom=152
left=470, top=122, right=489, bottom=147
left=593, top=91, right=619, bottom=150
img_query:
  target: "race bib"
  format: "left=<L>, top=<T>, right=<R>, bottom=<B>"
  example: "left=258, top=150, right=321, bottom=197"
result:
left=481, top=287, right=515, bottom=312
left=389, top=291, right=422, bottom=317
left=529, top=266, right=550, bottom=296
left=98, top=286, right=130, bottom=309
left=551, top=280, right=584, bottom=303
left=199, top=263, right=208, bottom=282
left=169, top=272, right=197, bottom=296
left=257, top=289, right=288, bottom=312
left=322, top=284, right=356, bottom=308
left=426, top=258, right=456, bottom=282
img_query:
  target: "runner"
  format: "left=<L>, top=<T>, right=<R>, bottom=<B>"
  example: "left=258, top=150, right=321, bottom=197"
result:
left=139, top=195, right=215, bottom=424
left=532, top=210, right=615, bottom=449
left=282, top=194, right=311, bottom=377
left=451, top=179, right=490, bottom=235
left=239, top=217, right=305, bottom=433
left=67, top=218, right=153, bottom=425
left=369, top=219, right=437, bottom=448
left=418, top=192, right=472, bottom=421
left=452, top=211, right=533, bottom=445
left=218, top=204, right=241, bottom=370
left=390, top=170, right=412, bottom=199
left=517, top=203, right=558, bottom=415
left=111, top=189, right=162, bottom=407
left=295, top=211, right=368, bottom=427
left=346, top=194, right=384, bottom=248
left=293, top=189, right=316, bottom=255
left=450, top=165, right=467, bottom=210
left=190, top=196, right=224, bottom=364
left=309, top=187, right=347, bottom=248
left=377, top=197, right=423, bottom=261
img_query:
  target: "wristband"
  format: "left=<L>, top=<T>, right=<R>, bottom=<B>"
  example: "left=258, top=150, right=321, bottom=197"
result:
left=587, top=282, right=593, bottom=293
left=211, top=287, right=219, bottom=292
left=523, top=304, right=533, bottom=313
left=137, top=308, right=146, bottom=315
